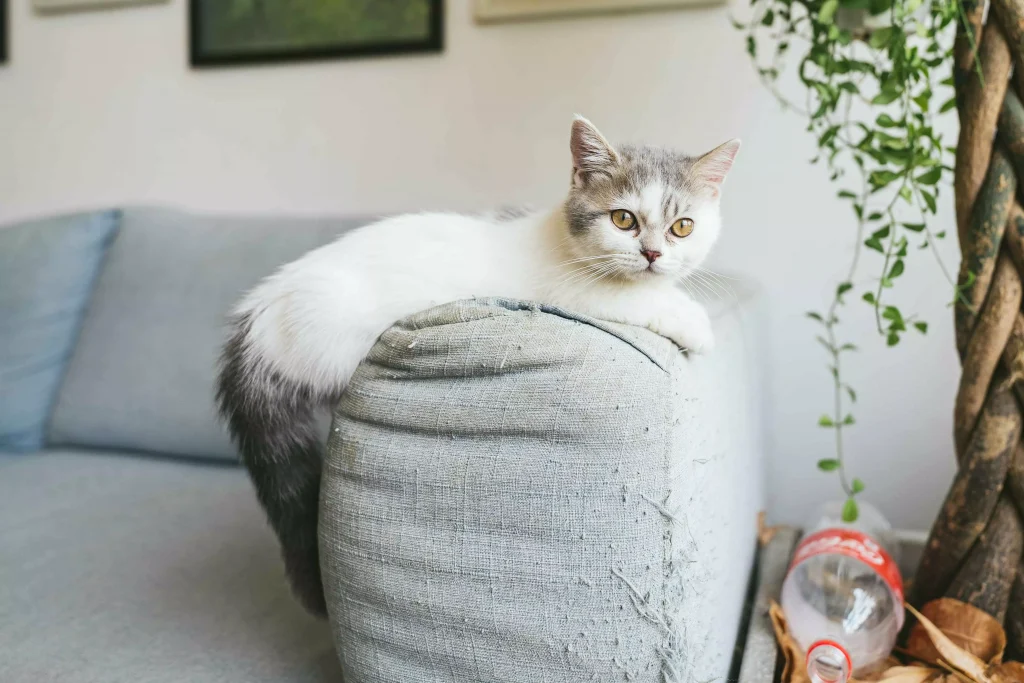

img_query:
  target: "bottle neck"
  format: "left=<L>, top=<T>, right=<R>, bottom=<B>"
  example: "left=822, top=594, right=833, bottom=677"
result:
left=806, top=640, right=852, bottom=683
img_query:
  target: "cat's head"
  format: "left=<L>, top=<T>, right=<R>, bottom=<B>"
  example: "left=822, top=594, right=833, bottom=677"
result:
left=563, top=116, right=739, bottom=284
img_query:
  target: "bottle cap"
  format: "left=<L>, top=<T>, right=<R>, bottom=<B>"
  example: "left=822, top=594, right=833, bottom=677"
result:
left=806, top=640, right=852, bottom=683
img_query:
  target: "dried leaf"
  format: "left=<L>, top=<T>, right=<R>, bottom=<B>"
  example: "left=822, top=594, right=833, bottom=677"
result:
left=757, top=510, right=787, bottom=546
left=989, top=661, right=1024, bottom=683
left=906, top=599, right=1006, bottom=666
left=770, top=600, right=811, bottom=683
left=905, top=603, right=993, bottom=683
left=872, top=665, right=941, bottom=682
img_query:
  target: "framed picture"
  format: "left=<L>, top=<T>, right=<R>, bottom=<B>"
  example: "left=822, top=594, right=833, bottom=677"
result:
left=474, top=0, right=721, bottom=23
left=190, top=0, right=443, bottom=68
left=33, top=0, right=167, bottom=12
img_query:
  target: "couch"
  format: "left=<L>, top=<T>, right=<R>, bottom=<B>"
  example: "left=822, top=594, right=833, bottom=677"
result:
left=0, top=207, right=766, bottom=683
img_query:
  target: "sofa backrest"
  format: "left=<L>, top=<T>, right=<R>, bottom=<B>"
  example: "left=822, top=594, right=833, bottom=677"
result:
left=45, top=207, right=370, bottom=460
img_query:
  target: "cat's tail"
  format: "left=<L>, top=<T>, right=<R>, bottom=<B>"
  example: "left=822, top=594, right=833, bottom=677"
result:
left=215, top=307, right=337, bottom=618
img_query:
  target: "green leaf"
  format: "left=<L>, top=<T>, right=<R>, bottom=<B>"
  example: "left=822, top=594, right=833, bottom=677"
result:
left=872, top=91, right=901, bottom=105
left=888, top=259, right=905, bottom=279
left=882, top=306, right=901, bottom=322
left=837, top=282, right=853, bottom=297
left=862, top=292, right=876, bottom=304
left=913, top=89, right=931, bottom=111
left=869, top=170, right=900, bottom=187
left=899, top=186, right=913, bottom=203
left=761, top=8, right=774, bottom=25
left=843, top=414, right=855, bottom=425
left=817, top=458, right=839, bottom=470
left=915, top=321, right=928, bottom=333
left=852, top=478, right=865, bottom=494
left=869, top=27, right=894, bottom=49
left=865, top=238, right=885, bottom=253
left=838, top=190, right=857, bottom=199
left=902, top=222, right=926, bottom=232
left=846, top=386, right=857, bottom=403
left=818, top=415, right=835, bottom=428
left=746, top=36, right=756, bottom=57
left=936, top=230, right=946, bottom=239
left=842, top=498, right=859, bottom=522
left=819, top=0, right=838, bottom=23
left=840, top=343, right=857, bottom=352
left=806, top=311, right=824, bottom=322
left=876, top=113, right=898, bottom=128
left=887, top=331, right=900, bottom=346
left=939, top=97, right=957, bottom=113
left=921, top=190, right=937, bottom=213
left=916, top=167, right=942, bottom=185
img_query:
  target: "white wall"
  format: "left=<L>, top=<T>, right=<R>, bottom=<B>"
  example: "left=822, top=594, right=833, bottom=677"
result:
left=0, top=0, right=961, bottom=530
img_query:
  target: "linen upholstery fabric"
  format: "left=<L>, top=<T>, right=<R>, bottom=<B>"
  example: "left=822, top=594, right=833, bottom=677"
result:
left=47, top=207, right=370, bottom=460
left=0, top=450, right=340, bottom=683
left=0, top=210, right=119, bottom=451
left=321, top=296, right=764, bottom=683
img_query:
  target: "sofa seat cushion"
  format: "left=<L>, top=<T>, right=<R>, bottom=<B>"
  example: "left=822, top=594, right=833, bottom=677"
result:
left=0, top=450, right=339, bottom=683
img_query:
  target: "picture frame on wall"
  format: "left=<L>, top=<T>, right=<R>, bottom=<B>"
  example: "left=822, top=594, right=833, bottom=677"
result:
left=190, top=0, right=444, bottom=68
left=473, top=0, right=722, bottom=23
left=33, top=0, right=168, bottom=12
left=0, top=0, right=6, bottom=64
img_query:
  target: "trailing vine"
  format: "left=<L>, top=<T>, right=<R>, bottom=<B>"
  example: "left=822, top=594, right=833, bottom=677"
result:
left=734, top=0, right=969, bottom=520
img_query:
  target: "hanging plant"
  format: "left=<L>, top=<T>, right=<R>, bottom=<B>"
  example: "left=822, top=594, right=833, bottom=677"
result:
left=733, top=0, right=970, bottom=520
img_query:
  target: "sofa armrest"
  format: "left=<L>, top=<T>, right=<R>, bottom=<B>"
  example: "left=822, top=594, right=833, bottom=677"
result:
left=320, top=295, right=766, bottom=682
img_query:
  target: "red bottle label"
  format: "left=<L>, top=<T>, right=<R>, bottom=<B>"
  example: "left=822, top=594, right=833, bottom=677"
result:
left=789, top=528, right=904, bottom=606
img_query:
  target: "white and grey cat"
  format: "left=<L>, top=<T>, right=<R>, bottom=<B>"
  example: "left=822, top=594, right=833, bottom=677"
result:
left=216, top=117, right=740, bottom=615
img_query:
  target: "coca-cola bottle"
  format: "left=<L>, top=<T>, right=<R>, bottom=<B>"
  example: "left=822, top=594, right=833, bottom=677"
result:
left=780, top=501, right=904, bottom=683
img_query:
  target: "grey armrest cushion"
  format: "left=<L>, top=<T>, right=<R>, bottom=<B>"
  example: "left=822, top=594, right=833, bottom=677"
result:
left=321, top=296, right=765, bottom=683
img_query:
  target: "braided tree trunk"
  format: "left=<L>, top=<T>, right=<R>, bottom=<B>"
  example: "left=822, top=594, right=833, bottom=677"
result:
left=909, top=0, right=1024, bottom=659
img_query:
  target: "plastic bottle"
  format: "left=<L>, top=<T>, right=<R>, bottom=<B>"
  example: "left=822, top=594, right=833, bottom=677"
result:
left=780, top=501, right=904, bottom=683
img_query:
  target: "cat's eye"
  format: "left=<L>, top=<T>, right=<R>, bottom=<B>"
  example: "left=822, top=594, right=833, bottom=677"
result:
left=610, top=210, right=637, bottom=230
left=670, top=218, right=695, bottom=238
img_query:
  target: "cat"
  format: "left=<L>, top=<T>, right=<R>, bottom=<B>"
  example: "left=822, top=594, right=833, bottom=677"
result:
left=216, top=116, right=740, bottom=615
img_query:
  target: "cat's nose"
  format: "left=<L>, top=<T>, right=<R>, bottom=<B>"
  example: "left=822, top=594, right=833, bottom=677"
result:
left=641, top=250, right=661, bottom=263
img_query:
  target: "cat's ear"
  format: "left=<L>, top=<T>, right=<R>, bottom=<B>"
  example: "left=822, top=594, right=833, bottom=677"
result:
left=570, top=115, right=619, bottom=188
left=693, top=139, right=741, bottom=195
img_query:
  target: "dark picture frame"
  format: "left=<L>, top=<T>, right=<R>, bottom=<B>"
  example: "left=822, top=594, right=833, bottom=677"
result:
left=1, top=0, right=7, bottom=65
left=189, top=0, right=443, bottom=68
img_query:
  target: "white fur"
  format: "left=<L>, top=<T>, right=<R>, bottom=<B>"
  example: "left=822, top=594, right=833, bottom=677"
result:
left=235, top=204, right=719, bottom=394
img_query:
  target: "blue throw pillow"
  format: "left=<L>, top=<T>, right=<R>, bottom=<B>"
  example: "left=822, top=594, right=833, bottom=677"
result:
left=0, top=211, right=120, bottom=451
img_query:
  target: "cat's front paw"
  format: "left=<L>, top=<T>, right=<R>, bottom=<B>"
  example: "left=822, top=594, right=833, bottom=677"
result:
left=651, top=308, right=715, bottom=354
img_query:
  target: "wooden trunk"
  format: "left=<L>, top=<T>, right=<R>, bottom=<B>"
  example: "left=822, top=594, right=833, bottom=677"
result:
left=911, top=0, right=1024, bottom=659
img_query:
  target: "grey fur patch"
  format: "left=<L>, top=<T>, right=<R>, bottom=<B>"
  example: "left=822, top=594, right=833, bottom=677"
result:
left=491, top=205, right=534, bottom=222
left=565, top=144, right=709, bottom=236
left=216, top=313, right=341, bottom=617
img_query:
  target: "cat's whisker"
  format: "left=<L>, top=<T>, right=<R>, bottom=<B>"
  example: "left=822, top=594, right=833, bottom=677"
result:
left=555, top=252, right=635, bottom=268
left=556, top=255, right=617, bottom=267
left=679, top=279, right=709, bottom=305
left=688, top=277, right=727, bottom=305
left=690, top=265, right=740, bottom=281
left=551, top=266, right=610, bottom=292
left=560, top=262, right=620, bottom=292
left=682, top=274, right=717, bottom=304
left=688, top=269, right=736, bottom=302
left=552, top=262, right=610, bottom=287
